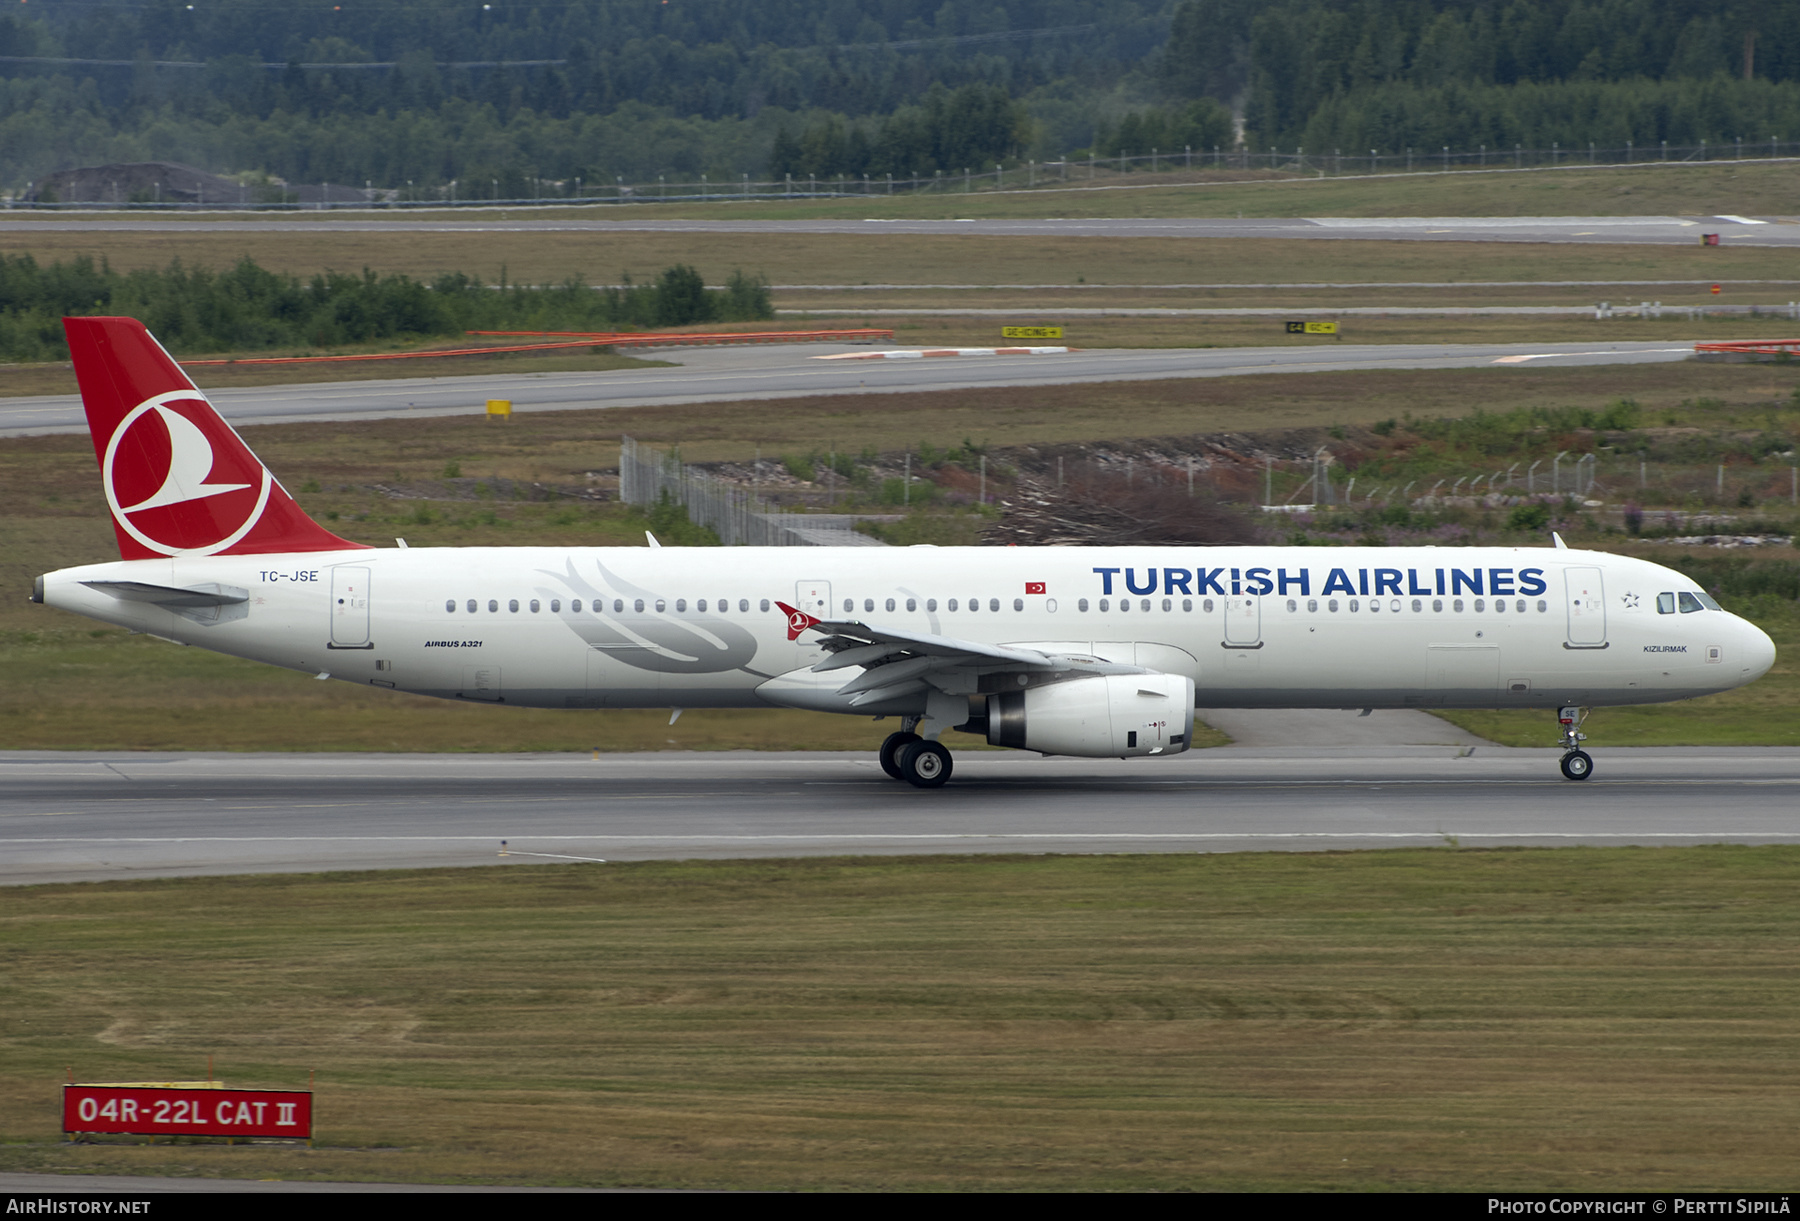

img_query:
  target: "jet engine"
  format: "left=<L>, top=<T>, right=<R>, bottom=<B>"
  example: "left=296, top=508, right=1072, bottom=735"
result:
left=983, top=672, right=1195, bottom=758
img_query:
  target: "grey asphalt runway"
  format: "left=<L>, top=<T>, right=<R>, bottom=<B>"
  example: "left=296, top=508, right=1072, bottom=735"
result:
left=5, top=739, right=1798, bottom=886
left=0, top=339, right=1699, bottom=437
left=0, top=212, right=1793, bottom=245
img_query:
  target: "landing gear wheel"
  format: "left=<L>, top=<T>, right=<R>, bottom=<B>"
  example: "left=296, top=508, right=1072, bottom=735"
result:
left=1560, top=750, right=1594, bottom=781
left=898, top=740, right=953, bottom=788
left=879, top=732, right=921, bottom=781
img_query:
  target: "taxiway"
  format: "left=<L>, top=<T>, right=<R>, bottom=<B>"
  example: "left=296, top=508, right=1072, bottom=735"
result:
left=0, top=339, right=1698, bottom=437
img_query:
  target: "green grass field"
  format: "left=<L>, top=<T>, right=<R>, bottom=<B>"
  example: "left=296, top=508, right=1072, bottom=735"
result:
left=3, top=849, right=1798, bottom=1190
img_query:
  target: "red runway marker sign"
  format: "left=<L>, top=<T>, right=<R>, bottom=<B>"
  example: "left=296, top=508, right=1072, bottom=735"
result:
left=64, top=1085, right=312, bottom=1138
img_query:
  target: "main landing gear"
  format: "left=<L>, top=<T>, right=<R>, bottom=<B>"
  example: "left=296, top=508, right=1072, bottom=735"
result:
left=879, top=719, right=954, bottom=788
left=1557, top=706, right=1593, bottom=781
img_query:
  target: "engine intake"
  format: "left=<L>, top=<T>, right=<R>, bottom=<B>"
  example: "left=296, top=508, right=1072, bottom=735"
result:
left=986, top=673, right=1195, bottom=758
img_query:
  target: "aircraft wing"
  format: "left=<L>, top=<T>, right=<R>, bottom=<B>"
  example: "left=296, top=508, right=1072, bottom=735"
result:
left=808, top=619, right=1056, bottom=668
left=801, top=617, right=1081, bottom=707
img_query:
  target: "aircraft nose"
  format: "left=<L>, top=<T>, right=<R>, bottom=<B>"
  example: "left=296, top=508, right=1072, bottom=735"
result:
left=1738, top=617, right=1777, bottom=682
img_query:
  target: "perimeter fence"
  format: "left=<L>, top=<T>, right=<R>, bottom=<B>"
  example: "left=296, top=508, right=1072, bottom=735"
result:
left=619, top=436, right=874, bottom=547
left=17, top=140, right=1800, bottom=210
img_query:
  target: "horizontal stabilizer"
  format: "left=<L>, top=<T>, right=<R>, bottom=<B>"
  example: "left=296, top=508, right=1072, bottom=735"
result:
left=83, top=580, right=248, bottom=608
left=82, top=579, right=251, bottom=626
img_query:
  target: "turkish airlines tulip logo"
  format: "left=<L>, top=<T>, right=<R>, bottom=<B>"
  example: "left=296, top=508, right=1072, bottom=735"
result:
left=102, top=391, right=272, bottom=556
left=776, top=601, right=821, bottom=641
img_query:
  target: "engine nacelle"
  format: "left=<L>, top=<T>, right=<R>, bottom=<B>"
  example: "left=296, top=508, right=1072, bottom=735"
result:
left=985, top=673, right=1196, bottom=758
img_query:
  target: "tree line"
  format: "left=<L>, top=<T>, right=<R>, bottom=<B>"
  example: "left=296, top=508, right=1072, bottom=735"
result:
left=1157, top=0, right=1800, bottom=147
left=0, top=256, right=772, bottom=362
left=8, top=0, right=1800, bottom=192
left=0, top=1, right=1169, bottom=190
left=767, top=84, right=1034, bottom=179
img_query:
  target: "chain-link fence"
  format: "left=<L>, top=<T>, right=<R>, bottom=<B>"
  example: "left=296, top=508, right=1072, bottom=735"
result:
left=619, top=436, right=880, bottom=547
left=20, top=140, right=1800, bottom=210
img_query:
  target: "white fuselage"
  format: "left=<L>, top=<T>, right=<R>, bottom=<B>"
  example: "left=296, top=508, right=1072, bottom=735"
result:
left=39, top=544, right=1776, bottom=718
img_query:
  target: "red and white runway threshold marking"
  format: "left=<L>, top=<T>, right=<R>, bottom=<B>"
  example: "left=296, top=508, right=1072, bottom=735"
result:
left=813, top=346, right=1073, bottom=360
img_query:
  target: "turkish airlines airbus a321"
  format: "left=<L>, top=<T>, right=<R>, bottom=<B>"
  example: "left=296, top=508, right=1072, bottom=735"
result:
left=31, top=317, right=1778, bottom=785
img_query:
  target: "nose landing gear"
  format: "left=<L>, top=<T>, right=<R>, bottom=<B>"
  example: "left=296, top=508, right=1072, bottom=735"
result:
left=1557, top=706, right=1593, bottom=781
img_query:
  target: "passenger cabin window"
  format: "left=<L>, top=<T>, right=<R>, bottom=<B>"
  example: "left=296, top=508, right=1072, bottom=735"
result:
left=467, top=599, right=477, bottom=613
left=488, top=599, right=499, bottom=613
left=445, top=600, right=456, bottom=612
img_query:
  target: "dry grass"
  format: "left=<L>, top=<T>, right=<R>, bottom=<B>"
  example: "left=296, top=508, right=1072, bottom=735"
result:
left=34, top=157, right=1800, bottom=222
left=2, top=848, right=1798, bottom=1190
left=0, top=228, right=1787, bottom=294
left=843, top=312, right=1800, bottom=350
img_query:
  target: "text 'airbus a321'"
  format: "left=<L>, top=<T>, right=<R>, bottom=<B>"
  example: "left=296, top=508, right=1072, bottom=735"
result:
left=32, top=317, right=1777, bottom=785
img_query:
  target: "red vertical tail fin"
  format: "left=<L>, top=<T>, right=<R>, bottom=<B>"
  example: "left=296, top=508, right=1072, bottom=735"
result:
left=63, top=316, right=365, bottom=559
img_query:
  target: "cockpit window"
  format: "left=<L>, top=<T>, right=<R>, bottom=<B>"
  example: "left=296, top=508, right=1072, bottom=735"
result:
left=1678, top=592, right=1706, bottom=614
left=1694, top=592, right=1723, bottom=612
left=1656, top=592, right=1676, bottom=614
